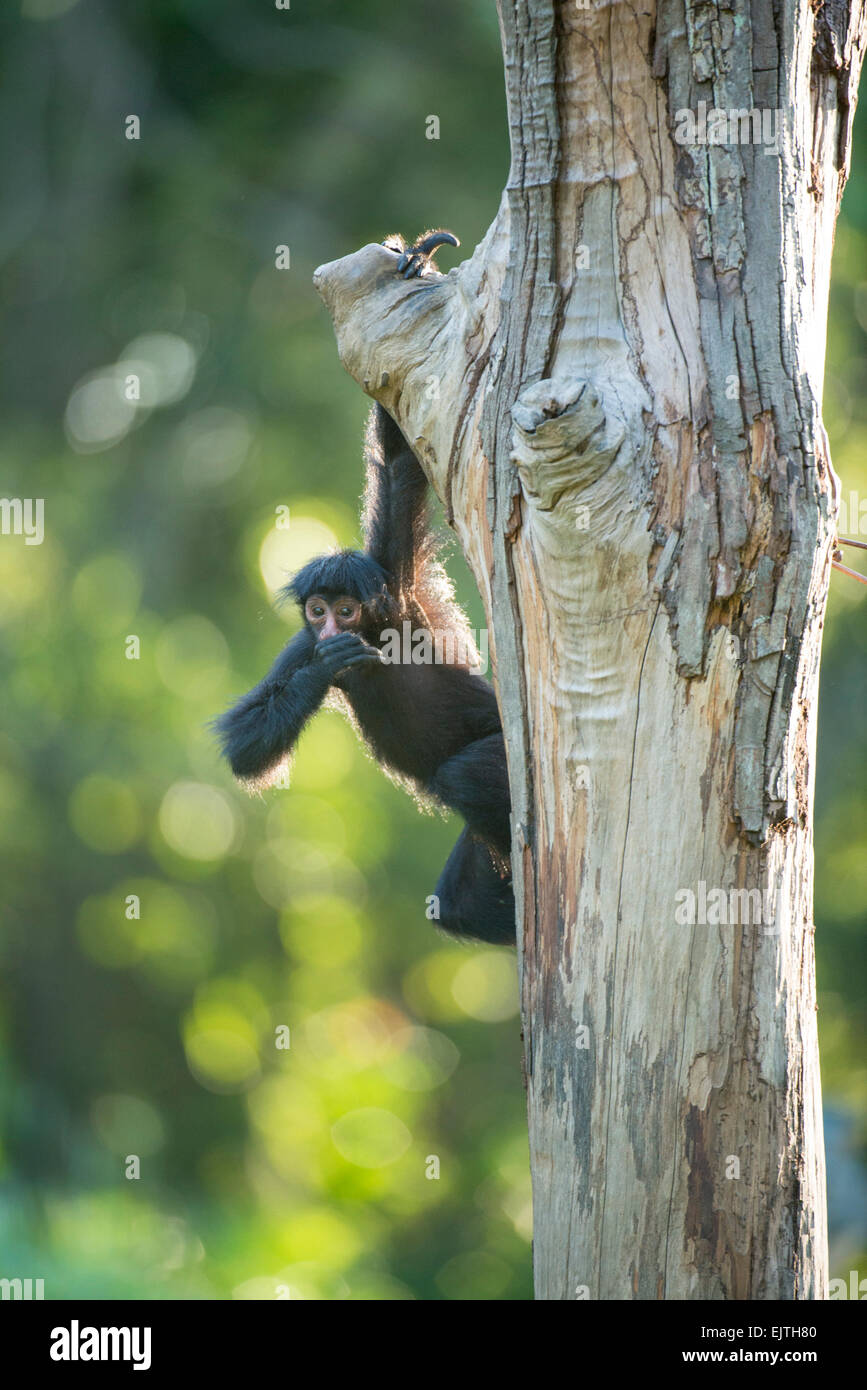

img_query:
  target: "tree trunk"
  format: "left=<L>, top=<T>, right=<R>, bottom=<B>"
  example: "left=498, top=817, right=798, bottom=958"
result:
left=314, top=0, right=865, bottom=1300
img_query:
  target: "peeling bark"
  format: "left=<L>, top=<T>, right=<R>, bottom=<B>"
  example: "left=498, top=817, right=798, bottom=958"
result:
left=314, top=0, right=865, bottom=1300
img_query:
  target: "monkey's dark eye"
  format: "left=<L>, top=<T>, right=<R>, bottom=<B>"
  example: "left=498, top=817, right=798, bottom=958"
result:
left=338, top=605, right=355, bottom=618
left=310, top=605, right=325, bottom=617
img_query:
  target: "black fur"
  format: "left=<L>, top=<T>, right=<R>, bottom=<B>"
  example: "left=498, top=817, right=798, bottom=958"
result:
left=381, top=228, right=460, bottom=279
left=286, top=551, right=391, bottom=612
left=215, top=235, right=513, bottom=945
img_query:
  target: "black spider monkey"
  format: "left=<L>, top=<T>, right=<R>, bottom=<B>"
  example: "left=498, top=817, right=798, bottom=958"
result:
left=215, top=231, right=515, bottom=946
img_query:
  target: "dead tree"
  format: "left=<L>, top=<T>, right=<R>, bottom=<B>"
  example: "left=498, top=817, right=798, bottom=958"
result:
left=314, top=0, right=866, bottom=1299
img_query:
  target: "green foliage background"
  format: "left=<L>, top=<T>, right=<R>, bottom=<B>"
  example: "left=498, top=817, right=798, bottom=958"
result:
left=0, top=0, right=863, bottom=1300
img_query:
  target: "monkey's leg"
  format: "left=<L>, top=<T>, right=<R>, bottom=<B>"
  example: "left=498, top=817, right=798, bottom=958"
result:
left=427, top=733, right=511, bottom=856
left=433, top=827, right=516, bottom=946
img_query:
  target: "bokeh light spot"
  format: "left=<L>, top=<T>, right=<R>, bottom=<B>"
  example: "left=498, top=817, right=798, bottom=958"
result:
left=305, top=998, right=407, bottom=1075
left=176, top=407, right=253, bottom=489
left=330, top=1108, right=411, bottom=1169
left=259, top=515, right=339, bottom=599
left=183, top=1003, right=261, bottom=1094
left=69, top=776, right=141, bottom=853
left=64, top=368, right=138, bottom=452
left=279, top=893, right=364, bottom=966
left=119, top=332, right=197, bottom=407
left=158, top=781, right=236, bottom=861
left=71, top=553, right=142, bottom=633
left=380, top=1026, right=460, bottom=1091
left=451, top=950, right=519, bottom=1022
left=76, top=880, right=216, bottom=982
left=91, top=1094, right=165, bottom=1157
left=155, top=614, right=229, bottom=697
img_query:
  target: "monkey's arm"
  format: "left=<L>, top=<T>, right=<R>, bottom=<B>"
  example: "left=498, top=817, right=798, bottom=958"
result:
left=215, top=628, right=322, bottom=780
left=363, top=232, right=459, bottom=592
left=362, top=403, right=431, bottom=596
left=215, top=628, right=379, bottom=781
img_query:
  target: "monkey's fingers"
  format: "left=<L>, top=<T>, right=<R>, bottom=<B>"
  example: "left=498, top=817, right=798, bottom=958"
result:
left=314, top=633, right=365, bottom=660
left=319, top=632, right=363, bottom=648
left=338, top=648, right=384, bottom=670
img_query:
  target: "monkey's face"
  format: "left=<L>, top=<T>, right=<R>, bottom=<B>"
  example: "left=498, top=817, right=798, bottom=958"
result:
left=304, top=593, right=363, bottom=639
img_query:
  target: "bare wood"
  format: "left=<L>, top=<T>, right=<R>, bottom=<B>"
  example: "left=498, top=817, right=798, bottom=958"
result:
left=314, top=0, right=866, bottom=1299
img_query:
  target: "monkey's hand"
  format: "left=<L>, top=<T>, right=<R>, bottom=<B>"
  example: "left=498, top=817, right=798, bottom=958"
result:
left=311, top=633, right=383, bottom=682
left=382, top=229, right=460, bottom=279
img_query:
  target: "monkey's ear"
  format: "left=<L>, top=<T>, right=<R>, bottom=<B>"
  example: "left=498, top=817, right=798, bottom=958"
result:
left=366, top=589, right=398, bottom=626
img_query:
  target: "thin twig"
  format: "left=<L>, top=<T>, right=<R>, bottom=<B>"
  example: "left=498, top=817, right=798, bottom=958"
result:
left=832, top=560, right=867, bottom=585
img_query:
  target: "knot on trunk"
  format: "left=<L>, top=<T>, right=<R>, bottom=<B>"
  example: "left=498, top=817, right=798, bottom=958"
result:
left=510, top=377, right=628, bottom=511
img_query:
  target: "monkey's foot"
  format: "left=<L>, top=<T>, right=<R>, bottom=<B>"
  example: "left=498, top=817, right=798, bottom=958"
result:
left=382, top=229, right=460, bottom=279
